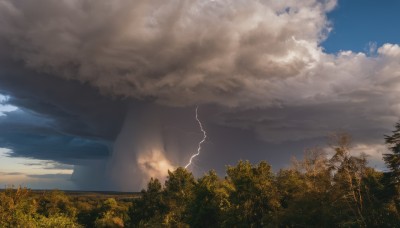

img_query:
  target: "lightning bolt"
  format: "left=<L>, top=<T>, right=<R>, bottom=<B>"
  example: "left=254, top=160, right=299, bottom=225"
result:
left=185, top=106, right=207, bottom=169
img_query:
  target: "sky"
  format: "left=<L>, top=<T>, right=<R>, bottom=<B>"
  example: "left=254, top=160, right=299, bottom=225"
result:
left=323, top=0, right=400, bottom=53
left=0, top=0, right=400, bottom=191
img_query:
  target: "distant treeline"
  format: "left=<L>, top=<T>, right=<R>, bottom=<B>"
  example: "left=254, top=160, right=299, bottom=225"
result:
left=2, top=127, right=400, bottom=227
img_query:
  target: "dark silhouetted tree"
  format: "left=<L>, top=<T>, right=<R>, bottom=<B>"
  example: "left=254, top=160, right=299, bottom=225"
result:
left=384, top=122, right=400, bottom=184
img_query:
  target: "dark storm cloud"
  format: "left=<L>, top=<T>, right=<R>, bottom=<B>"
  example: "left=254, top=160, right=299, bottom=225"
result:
left=218, top=100, right=393, bottom=144
left=0, top=65, right=128, bottom=140
left=0, top=64, right=129, bottom=162
left=0, top=111, right=111, bottom=161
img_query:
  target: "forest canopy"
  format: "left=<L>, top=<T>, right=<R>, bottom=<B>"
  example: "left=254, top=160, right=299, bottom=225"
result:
left=1, top=130, right=400, bottom=227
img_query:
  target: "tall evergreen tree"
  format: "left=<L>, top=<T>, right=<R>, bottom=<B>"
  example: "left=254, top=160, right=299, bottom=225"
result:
left=384, top=122, right=400, bottom=184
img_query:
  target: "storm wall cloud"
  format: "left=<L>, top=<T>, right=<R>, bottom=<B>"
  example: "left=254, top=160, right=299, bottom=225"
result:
left=0, top=0, right=399, bottom=190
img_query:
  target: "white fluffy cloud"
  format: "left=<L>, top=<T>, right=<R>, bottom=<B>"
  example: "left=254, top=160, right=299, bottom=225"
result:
left=0, top=95, right=17, bottom=116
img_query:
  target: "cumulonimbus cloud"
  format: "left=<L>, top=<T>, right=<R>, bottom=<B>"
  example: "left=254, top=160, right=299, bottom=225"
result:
left=0, top=0, right=336, bottom=107
left=1, top=0, right=400, bottom=190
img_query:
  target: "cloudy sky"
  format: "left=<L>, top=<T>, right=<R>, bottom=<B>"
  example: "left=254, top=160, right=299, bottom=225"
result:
left=1, top=0, right=400, bottom=191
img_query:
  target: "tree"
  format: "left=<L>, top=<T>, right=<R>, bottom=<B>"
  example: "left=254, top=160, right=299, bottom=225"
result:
left=37, top=190, right=76, bottom=218
left=35, top=215, right=82, bottom=228
left=382, top=122, right=400, bottom=222
left=163, top=167, right=196, bottom=227
left=94, top=198, right=126, bottom=228
left=0, top=187, right=82, bottom=228
left=327, top=133, right=374, bottom=227
left=327, top=135, right=400, bottom=227
left=74, top=198, right=98, bottom=228
left=0, top=187, right=37, bottom=227
left=278, top=148, right=332, bottom=227
left=187, top=170, right=231, bottom=227
left=360, top=167, right=400, bottom=226
left=129, top=178, right=166, bottom=227
left=224, top=161, right=280, bottom=227
left=384, top=122, right=400, bottom=184
left=129, top=168, right=196, bottom=227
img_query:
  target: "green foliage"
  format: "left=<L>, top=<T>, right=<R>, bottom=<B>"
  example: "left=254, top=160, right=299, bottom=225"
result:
left=3, top=130, right=400, bottom=227
left=94, top=211, right=124, bottom=228
left=94, top=198, right=126, bottom=228
left=130, top=167, right=196, bottom=227
left=0, top=187, right=81, bottom=228
left=187, top=170, right=230, bottom=227
left=127, top=142, right=400, bottom=227
left=0, top=187, right=38, bottom=227
left=37, top=190, right=76, bottom=217
left=129, top=178, right=166, bottom=227
left=74, top=199, right=98, bottom=227
left=224, top=160, right=280, bottom=227
left=163, top=167, right=196, bottom=226
left=35, top=214, right=82, bottom=228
